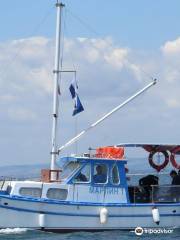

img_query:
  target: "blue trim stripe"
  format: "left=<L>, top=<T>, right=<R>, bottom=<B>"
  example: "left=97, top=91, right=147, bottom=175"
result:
left=0, top=204, right=180, bottom=218
left=1, top=194, right=180, bottom=207
left=0, top=190, right=8, bottom=195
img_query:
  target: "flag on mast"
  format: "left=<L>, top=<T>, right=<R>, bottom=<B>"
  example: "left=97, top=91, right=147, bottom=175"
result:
left=69, top=79, right=78, bottom=99
left=69, top=79, right=84, bottom=116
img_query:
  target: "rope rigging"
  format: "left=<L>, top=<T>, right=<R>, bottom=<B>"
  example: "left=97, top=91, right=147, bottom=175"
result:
left=65, top=6, right=156, bottom=82
left=0, top=5, right=54, bottom=83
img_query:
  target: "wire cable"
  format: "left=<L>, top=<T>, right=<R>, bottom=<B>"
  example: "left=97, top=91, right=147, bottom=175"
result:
left=0, top=5, right=54, bottom=84
left=66, top=7, right=156, bottom=82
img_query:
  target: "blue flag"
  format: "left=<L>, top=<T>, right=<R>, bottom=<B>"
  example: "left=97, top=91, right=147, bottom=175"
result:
left=69, top=79, right=84, bottom=116
left=69, top=84, right=76, bottom=99
left=73, top=95, right=84, bottom=116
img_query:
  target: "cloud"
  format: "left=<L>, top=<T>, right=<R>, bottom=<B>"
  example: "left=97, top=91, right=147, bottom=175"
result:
left=166, top=98, right=180, bottom=108
left=0, top=35, right=180, bottom=166
left=7, top=107, right=37, bottom=121
left=104, top=48, right=128, bottom=69
left=0, top=36, right=53, bottom=95
left=0, top=94, right=17, bottom=102
left=156, top=37, right=180, bottom=109
left=162, top=37, right=180, bottom=56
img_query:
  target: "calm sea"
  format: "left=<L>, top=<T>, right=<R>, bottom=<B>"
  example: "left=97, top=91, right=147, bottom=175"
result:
left=0, top=228, right=179, bottom=240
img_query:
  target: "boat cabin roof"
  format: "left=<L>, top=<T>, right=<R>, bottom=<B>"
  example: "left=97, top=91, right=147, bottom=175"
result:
left=59, top=156, right=127, bottom=165
left=116, top=143, right=180, bottom=154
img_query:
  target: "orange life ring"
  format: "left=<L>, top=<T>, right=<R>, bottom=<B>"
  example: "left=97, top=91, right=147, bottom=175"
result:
left=170, top=147, right=180, bottom=169
left=149, top=151, right=169, bottom=172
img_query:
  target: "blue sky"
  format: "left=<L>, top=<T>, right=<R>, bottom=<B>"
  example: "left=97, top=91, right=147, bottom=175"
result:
left=0, top=0, right=180, bottom=168
left=0, top=0, right=180, bottom=48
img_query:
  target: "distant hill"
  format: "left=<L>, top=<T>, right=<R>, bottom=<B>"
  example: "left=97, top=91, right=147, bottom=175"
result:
left=0, top=163, right=48, bottom=179
left=0, top=157, right=172, bottom=184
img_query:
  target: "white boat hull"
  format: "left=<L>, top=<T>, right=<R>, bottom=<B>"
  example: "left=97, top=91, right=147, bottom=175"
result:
left=0, top=196, right=179, bottom=231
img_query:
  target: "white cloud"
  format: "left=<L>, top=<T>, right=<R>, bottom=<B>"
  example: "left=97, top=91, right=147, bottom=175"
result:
left=166, top=98, right=180, bottom=108
left=0, top=94, right=17, bottom=102
left=7, top=107, right=37, bottom=121
left=104, top=48, right=128, bottom=69
left=162, top=37, right=180, bottom=56
left=86, top=47, right=100, bottom=63
left=0, top=36, right=53, bottom=95
left=1, top=35, right=180, bottom=165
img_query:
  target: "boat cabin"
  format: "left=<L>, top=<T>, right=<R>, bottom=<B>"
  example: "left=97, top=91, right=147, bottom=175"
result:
left=0, top=155, right=129, bottom=204
left=1, top=144, right=180, bottom=205
left=61, top=155, right=129, bottom=203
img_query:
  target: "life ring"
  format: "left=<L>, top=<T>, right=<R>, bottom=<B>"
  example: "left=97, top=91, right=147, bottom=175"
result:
left=149, top=151, right=169, bottom=172
left=170, top=147, right=180, bottom=169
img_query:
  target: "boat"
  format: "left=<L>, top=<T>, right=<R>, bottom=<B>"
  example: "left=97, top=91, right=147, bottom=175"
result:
left=0, top=1, right=180, bottom=232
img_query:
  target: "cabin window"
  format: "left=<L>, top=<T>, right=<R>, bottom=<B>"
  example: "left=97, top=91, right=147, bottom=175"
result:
left=74, top=164, right=91, bottom=183
left=0, top=181, right=11, bottom=193
left=46, top=188, right=68, bottom=200
left=93, top=164, right=108, bottom=184
left=7, top=185, right=12, bottom=194
left=19, top=187, right=42, bottom=198
left=60, top=162, right=80, bottom=180
left=111, top=165, right=120, bottom=185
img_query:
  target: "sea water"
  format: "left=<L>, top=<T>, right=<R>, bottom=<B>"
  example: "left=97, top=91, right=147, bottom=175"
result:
left=0, top=228, right=179, bottom=240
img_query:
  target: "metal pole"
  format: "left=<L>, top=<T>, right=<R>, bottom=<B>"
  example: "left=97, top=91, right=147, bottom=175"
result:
left=58, top=79, right=157, bottom=153
left=51, top=2, right=64, bottom=174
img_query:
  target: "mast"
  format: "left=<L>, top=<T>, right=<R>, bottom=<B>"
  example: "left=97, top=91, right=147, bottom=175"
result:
left=51, top=1, right=64, bottom=172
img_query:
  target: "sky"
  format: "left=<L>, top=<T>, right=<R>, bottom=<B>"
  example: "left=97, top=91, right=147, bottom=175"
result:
left=0, top=0, right=180, bottom=168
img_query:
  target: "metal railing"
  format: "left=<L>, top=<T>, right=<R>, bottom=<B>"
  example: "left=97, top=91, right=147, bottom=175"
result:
left=128, top=185, right=180, bottom=203
left=0, top=176, right=41, bottom=191
left=151, top=185, right=180, bottom=203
